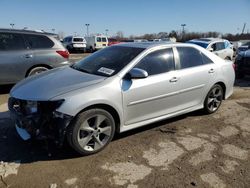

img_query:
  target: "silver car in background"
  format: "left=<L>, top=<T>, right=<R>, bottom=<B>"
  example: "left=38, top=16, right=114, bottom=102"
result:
left=9, top=42, right=235, bottom=155
left=0, top=29, right=70, bottom=85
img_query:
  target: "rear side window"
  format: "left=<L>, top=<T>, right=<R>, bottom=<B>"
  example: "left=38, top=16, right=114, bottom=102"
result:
left=177, top=47, right=203, bottom=69
left=102, top=38, right=107, bottom=42
left=201, top=53, right=213, bottom=64
left=25, top=34, right=54, bottom=49
left=135, top=48, right=175, bottom=76
left=0, top=32, right=26, bottom=50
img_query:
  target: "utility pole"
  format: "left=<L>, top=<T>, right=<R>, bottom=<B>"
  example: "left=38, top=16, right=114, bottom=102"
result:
left=105, top=29, right=109, bottom=36
left=242, top=23, right=246, bottom=34
left=181, top=24, right=186, bottom=40
left=85, top=24, right=90, bottom=36
left=10, top=23, right=15, bottom=29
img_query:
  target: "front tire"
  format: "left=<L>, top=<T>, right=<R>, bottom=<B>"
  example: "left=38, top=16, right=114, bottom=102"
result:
left=204, top=84, right=223, bottom=114
left=67, top=109, right=115, bottom=155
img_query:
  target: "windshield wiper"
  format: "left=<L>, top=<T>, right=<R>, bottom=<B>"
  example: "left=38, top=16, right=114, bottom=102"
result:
left=71, top=64, right=91, bottom=74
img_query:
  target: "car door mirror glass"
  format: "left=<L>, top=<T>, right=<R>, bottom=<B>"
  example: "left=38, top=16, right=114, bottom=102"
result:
left=127, top=68, right=148, bottom=79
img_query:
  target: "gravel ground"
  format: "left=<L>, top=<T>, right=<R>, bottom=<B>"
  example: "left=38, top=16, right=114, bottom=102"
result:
left=0, top=53, right=249, bottom=187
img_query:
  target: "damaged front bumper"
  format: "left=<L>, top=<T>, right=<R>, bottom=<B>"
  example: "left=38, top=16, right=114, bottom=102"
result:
left=8, top=97, right=73, bottom=146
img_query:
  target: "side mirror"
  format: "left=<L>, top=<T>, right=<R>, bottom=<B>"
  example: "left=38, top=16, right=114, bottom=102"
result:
left=208, top=47, right=214, bottom=52
left=127, top=68, right=148, bottom=79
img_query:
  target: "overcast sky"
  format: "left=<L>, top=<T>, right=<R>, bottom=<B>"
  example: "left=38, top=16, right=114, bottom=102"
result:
left=0, top=0, right=250, bottom=37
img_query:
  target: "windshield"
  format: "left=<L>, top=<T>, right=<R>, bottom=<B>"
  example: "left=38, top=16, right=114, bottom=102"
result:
left=73, top=38, right=84, bottom=42
left=187, top=41, right=209, bottom=49
left=71, top=46, right=144, bottom=77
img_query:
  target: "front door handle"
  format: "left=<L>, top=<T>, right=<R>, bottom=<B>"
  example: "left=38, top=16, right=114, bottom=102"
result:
left=169, top=77, right=179, bottom=83
left=24, top=54, right=33, bottom=58
left=208, top=68, right=215, bottom=73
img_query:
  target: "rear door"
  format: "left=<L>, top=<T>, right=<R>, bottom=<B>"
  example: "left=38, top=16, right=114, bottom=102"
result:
left=174, top=47, right=218, bottom=108
left=23, top=34, right=56, bottom=67
left=0, top=32, right=33, bottom=84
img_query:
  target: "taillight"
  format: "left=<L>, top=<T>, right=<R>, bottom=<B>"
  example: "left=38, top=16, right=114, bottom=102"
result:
left=233, top=63, right=236, bottom=71
left=56, top=50, right=69, bottom=59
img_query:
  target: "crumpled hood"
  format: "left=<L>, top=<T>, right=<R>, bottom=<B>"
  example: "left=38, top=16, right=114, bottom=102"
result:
left=11, top=66, right=106, bottom=101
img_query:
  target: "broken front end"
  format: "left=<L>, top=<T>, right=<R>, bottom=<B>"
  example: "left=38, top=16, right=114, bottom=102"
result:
left=8, top=97, right=73, bottom=146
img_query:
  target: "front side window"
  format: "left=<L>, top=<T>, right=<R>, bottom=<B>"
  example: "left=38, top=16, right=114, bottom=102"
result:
left=135, top=48, right=175, bottom=76
left=0, top=33, right=25, bottom=50
left=177, top=47, right=203, bottom=69
left=71, top=46, right=144, bottom=77
left=24, top=34, right=54, bottom=49
left=96, top=37, right=101, bottom=42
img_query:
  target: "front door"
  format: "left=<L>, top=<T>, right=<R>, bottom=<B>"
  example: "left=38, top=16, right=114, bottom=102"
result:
left=122, top=48, right=181, bottom=125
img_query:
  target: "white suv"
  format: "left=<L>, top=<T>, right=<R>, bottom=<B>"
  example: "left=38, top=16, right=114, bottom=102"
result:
left=63, top=36, right=87, bottom=53
left=187, top=38, right=234, bottom=60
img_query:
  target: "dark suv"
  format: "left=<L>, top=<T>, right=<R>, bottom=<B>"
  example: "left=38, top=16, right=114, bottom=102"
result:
left=0, top=29, right=70, bottom=85
left=235, top=46, right=250, bottom=78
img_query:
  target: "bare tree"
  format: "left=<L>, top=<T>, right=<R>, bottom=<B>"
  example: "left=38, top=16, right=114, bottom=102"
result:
left=58, top=31, right=65, bottom=40
left=115, top=31, right=124, bottom=40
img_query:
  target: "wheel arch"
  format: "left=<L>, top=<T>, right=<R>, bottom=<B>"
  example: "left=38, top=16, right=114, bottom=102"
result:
left=214, top=81, right=226, bottom=99
left=25, top=64, right=52, bottom=77
left=77, top=103, right=121, bottom=133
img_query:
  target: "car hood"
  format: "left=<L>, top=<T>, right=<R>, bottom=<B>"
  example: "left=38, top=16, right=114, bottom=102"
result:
left=11, top=66, right=106, bottom=101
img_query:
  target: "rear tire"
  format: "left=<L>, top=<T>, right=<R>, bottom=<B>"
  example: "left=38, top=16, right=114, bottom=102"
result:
left=203, top=84, right=223, bottom=114
left=27, top=66, right=49, bottom=77
left=67, top=109, right=115, bottom=155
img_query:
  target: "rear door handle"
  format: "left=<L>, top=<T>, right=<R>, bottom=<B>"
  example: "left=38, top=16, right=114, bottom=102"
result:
left=208, top=68, right=215, bottom=73
left=169, top=77, right=179, bottom=83
left=24, top=54, right=33, bottom=58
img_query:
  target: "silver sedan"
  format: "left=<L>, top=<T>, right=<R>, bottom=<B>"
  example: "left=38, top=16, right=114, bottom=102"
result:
left=9, top=42, right=235, bottom=155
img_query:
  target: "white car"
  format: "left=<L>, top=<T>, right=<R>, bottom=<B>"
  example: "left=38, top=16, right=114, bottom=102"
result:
left=85, top=35, right=108, bottom=52
left=63, top=36, right=87, bottom=53
left=187, top=38, right=234, bottom=60
left=9, top=42, right=235, bottom=155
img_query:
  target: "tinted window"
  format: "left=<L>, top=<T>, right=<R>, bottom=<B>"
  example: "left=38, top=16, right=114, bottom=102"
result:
left=135, top=48, right=175, bottom=76
left=177, top=47, right=203, bottom=69
left=25, top=34, right=54, bottom=49
left=96, top=37, right=101, bottom=42
left=201, top=53, right=213, bottom=64
left=0, top=33, right=25, bottom=50
left=102, top=38, right=107, bottom=42
left=212, top=42, right=225, bottom=51
left=73, top=38, right=83, bottom=42
left=71, top=46, right=144, bottom=77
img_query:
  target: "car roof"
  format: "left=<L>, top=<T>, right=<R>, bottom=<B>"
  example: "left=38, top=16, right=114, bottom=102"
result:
left=0, top=28, right=57, bottom=36
left=189, top=38, right=226, bottom=44
left=116, top=41, right=175, bottom=49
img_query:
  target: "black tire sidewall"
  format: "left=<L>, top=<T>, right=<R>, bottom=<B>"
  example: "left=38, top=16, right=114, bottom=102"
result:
left=67, top=109, right=115, bottom=155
